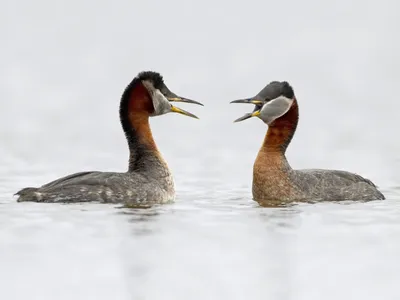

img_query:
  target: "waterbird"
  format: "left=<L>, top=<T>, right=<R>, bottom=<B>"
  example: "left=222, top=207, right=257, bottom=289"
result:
left=231, top=80, right=385, bottom=204
left=16, top=71, right=203, bottom=206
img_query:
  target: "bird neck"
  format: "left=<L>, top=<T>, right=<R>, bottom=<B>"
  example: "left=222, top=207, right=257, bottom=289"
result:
left=261, top=99, right=299, bottom=155
left=127, top=113, right=166, bottom=173
left=120, top=81, right=169, bottom=174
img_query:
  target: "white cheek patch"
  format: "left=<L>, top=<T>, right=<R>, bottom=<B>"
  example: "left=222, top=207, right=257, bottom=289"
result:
left=152, top=90, right=172, bottom=116
left=260, top=96, right=294, bottom=124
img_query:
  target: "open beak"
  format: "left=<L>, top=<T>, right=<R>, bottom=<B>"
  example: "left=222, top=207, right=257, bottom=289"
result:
left=160, top=84, right=203, bottom=118
left=231, top=97, right=264, bottom=123
left=166, top=91, right=203, bottom=119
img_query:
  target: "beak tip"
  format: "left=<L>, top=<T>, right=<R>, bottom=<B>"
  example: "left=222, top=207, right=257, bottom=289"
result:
left=230, top=99, right=264, bottom=105
left=168, top=97, right=204, bottom=106
left=170, top=106, right=199, bottom=119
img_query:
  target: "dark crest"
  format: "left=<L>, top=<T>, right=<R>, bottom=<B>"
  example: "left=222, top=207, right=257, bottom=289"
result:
left=121, top=71, right=164, bottom=107
left=137, top=71, right=164, bottom=89
left=119, top=71, right=165, bottom=142
left=280, top=81, right=294, bottom=99
left=259, top=81, right=294, bottom=100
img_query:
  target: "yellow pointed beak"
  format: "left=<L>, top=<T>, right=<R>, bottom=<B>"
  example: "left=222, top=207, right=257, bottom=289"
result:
left=170, top=105, right=199, bottom=119
left=233, top=109, right=261, bottom=122
left=230, top=99, right=264, bottom=105
left=167, top=97, right=204, bottom=106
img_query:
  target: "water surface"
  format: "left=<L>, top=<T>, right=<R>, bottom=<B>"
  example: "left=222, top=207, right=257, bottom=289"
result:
left=3, top=0, right=400, bottom=299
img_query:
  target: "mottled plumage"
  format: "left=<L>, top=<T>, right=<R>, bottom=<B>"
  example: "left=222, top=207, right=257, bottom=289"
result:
left=16, top=170, right=175, bottom=206
left=16, top=71, right=202, bottom=205
left=232, top=81, right=385, bottom=203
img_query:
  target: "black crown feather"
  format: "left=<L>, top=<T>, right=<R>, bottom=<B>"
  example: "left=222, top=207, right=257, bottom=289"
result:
left=137, top=71, right=164, bottom=89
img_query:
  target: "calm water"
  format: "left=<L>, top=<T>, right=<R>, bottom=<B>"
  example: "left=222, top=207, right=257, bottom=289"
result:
left=3, top=0, right=400, bottom=299
left=1, top=148, right=400, bottom=300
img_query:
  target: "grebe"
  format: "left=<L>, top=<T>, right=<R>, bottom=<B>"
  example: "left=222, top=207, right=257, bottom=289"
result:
left=231, top=81, right=385, bottom=203
left=16, top=71, right=203, bottom=206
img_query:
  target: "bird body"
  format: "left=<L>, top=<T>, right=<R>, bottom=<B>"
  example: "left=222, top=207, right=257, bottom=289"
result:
left=231, top=81, right=385, bottom=203
left=16, top=71, right=203, bottom=206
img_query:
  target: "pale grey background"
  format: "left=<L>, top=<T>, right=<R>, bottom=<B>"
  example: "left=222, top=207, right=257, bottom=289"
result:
left=1, top=0, right=400, bottom=299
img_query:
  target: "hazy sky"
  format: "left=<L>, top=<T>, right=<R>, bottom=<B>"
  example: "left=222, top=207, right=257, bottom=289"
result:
left=2, top=0, right=400, bottom=189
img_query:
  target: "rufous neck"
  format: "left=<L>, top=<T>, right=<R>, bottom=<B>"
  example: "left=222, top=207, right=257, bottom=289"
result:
left=129, top=112, right=157, bottom=150
left=262, top=99, right=299, bottom=154
left=126, top=112, right=166, bottom=173
left=119, top=81, right=165, bottom=173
